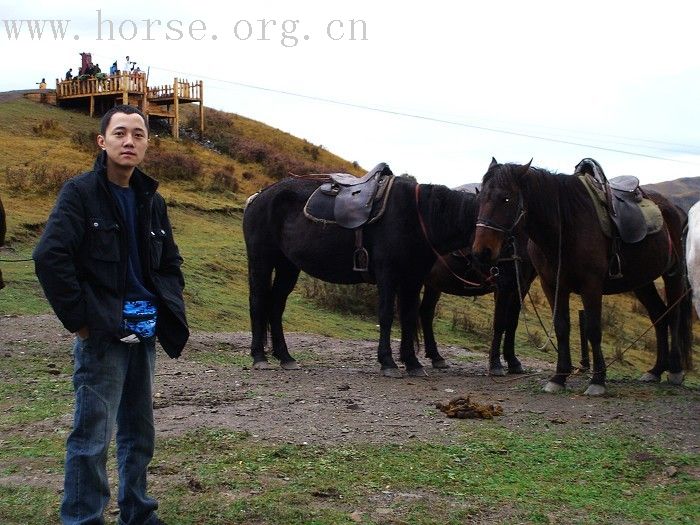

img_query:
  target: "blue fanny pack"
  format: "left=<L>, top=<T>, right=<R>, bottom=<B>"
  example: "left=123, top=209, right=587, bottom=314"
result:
left=121, top=300, right=157, bottom=343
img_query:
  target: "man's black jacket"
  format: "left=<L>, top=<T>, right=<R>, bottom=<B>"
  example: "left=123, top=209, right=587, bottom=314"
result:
left=33, top=152, right=189, bottom=358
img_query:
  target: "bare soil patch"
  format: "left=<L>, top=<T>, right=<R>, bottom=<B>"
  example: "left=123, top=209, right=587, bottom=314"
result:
left=1, top=314, right=698, bottom=492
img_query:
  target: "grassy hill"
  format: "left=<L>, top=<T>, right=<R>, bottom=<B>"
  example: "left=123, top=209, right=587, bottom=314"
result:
left=0, top=95, right=697, bottom=380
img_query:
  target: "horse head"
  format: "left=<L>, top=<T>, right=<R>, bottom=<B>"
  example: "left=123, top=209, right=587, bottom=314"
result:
left=472, top=158, right=531, bottom=267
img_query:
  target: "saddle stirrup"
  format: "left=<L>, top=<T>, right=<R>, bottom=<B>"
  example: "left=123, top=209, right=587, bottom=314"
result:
left=353, top=228, right=369, bottom=272
left=608, top=252, right=623, bottom=279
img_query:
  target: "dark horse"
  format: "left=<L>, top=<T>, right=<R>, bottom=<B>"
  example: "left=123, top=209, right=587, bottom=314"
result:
left=472, top=159, right=693, bottom=395
left=419, top=224, right=536, bottom=375
left=243, top=174, right=478, bottom=377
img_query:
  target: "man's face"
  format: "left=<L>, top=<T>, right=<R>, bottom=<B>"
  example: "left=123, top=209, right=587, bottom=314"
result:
left=97, top=112, right=148, bottom=169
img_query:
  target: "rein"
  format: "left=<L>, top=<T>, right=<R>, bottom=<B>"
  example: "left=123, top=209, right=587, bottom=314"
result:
left=414, top=184, right=486, bottom=289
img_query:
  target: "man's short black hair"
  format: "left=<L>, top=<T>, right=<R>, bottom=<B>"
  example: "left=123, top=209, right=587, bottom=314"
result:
left=100, top=105, right=147, bottom=135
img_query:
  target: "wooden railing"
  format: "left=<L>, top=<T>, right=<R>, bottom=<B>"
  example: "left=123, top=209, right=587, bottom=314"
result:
left=55, top=72, right=146, bottom=98
left=148, top=78, right=201, bottom=100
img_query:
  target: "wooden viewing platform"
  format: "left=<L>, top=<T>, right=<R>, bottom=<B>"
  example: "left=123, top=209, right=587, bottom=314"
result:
left=54, top=73, right=203, bottom=139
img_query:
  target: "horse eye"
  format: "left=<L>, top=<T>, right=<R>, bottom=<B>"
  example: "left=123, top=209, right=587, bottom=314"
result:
left=503, top=197, right=511, bottom=204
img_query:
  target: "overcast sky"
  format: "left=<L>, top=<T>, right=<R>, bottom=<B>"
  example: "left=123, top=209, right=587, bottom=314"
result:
left=1, top=0, right=698, bottom=186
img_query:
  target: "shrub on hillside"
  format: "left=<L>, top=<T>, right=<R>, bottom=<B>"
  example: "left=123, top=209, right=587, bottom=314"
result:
left=229, top=136, right=271, bottom=164
left=300, top=279, right=378, bottom=317
left=210, top=166, right=239, bottom=193
left=143, top=149, right=202, bottom=181
left=5, top=165, right=76, bottom=195
left=31, top=119, right=65, bottom=138
left=450, top=308, right=490, bottom=338
left=71, top=130, right=100, bottom=154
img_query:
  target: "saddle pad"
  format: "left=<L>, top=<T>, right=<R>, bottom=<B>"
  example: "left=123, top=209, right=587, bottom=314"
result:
left=578, top=175, right=664, bottom=243
left=304, top=175, right=395, bottom=228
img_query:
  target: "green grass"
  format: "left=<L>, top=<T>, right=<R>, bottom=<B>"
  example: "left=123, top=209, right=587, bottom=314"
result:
left=149, top=426, right=700, bottom=524
left=0, top=344, right=73, bottom=430
left=1, top=426, right=697, bottom=524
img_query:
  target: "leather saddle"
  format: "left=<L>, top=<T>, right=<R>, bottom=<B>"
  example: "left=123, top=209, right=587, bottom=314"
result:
left=304, top=163, right=395, bottom=229
left=574, top=158, right=656, bottom=244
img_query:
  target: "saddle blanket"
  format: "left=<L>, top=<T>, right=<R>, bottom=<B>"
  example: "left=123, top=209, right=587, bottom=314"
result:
left=578, top=175, right=664, bottom=243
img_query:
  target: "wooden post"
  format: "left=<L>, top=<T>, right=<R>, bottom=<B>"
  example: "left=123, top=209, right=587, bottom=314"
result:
left=122, top=72, right=128, bottom=104
left=173, top=77, right=179, bottom=139
left=198, top=80, right=204, bottom=138
left=89, top=95, right=95, bottom=117
left=141, top=73, right=148, bottom=113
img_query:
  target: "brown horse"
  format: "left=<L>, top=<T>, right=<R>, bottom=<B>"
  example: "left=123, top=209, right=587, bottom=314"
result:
left=419, top=226, right=536, bottom=375
left=472, top=159, right=692, bottom=395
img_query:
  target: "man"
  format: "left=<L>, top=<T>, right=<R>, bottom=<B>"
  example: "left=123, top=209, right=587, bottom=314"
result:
left=123, top=55, right=134, bottom=73
left=33, top=104, right=188, bottom=525
left=65, top=68, right=73, bottom=80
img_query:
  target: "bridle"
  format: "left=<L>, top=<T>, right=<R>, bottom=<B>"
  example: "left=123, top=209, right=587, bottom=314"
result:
left=476, top=192, right=526, bottom=235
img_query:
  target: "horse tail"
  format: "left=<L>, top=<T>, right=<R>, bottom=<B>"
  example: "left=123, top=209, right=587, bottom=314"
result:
left=679, top=209, right=694, bottom=371
left=680, top=276, right=694, bottom=370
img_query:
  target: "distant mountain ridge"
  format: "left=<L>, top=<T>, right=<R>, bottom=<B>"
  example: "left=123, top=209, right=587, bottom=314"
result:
left=642, top=177, right=700, bottom=213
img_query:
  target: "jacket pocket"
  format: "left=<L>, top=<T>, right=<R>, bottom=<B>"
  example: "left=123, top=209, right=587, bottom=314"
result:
left=88, top=218, right=120, bottom=262
left=149, top=228, right=166, bottom=269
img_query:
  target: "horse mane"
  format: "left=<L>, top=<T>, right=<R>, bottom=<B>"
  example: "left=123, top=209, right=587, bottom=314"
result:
left=419, top=184, right=477, bottom=248
left=484, top=163, right=591, bottom=233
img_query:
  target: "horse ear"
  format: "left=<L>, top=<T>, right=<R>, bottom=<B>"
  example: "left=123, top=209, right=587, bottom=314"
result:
left=489, top=157, right=498, bottom=169
left=518, top=159, right=532, bottom=178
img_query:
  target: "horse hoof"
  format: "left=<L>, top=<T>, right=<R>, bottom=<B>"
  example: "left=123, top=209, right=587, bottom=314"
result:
left=639, top=372, right=661, bottom=383
left=508, top=364, right=525, bottom=375
left=253, top=361, right=274, bottom=370
left=584, top=384, right=606, bottom=396
left=381, top=367, right=403, bottom=378
left=280, top=360, right=300, bottom=370
left=407, top=367, right=428, bottom=377
left=489, top=367, right=506, bottom=377
left=667, top=372, right=685, bottom=385
left=431, top=359, right=450, bottom=369
left=543, top=381, right=565, bottom=394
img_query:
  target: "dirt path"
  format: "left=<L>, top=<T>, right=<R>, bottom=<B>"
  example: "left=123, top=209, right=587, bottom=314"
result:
left=2, top=314, right=698, bottom=453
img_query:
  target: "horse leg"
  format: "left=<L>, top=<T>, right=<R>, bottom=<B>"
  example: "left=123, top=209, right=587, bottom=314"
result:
left=248, top=252, right=274, bottom=368
left=488, top=289, right=508, bottom=376
left=543, top=287, right=572, bottom=393
left=578, top=310, right=591, bottom=371
left=269, top=257, right=301, bottom=369
left=377, top=274, right=401, bottom=377
left=503, top=292, right=525, bottom=374
left=398, top=281, right=427, bottom=377
left=661, top=273, right=687, bottom=385
left=634, top=283, right=669, bottom=383
left=580, top=292, right=606, bottom=396
left=419, top=286, right=449, bottom=368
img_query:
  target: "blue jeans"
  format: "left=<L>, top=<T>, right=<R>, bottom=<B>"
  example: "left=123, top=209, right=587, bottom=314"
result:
left=61, top=337, right=160, bottom=525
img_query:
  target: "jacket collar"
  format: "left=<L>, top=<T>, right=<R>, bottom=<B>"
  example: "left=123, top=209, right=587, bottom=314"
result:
left=93, top=150, right=159, bottom=195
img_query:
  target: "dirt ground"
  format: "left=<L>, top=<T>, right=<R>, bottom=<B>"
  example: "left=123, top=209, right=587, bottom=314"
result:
left=1, top=313, right=699, bottom=494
